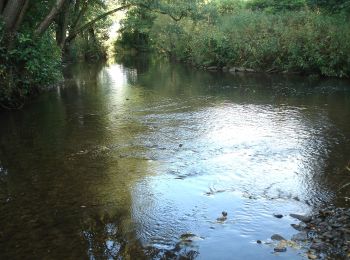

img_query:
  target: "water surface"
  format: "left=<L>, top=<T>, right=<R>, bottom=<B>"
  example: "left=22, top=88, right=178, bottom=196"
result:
left=0, top=57, right=350, bottom=259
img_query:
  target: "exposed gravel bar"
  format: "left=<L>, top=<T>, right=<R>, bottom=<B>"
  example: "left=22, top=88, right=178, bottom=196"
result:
left=290, top=206, right=350, bottom=259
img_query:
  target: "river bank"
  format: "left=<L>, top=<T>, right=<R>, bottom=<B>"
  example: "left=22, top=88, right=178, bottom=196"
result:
left=289, top=206, right=350, bottom=259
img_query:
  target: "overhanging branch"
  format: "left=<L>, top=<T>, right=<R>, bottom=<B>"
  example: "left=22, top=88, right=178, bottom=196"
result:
left=65, top=4, right=131, bottom=43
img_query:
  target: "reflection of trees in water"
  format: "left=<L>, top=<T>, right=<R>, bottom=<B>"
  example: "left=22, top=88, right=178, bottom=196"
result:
left=80, top=209, right=144, bottom=259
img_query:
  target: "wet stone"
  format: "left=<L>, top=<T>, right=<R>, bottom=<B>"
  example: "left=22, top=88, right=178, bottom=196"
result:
left=310, top=242, right=327, bottom=251
left=291, top=223, right=305, bottom=231
left=271, top=234, right=286, bottom=241
left=291, top=232, right=308, bottom=242
left=274, top=246, right=287, bottom=252
left=307, top=253, right=318, bottom=259
left=273, top=214, right=283, bottom=219
left=290, top=213, right=312, bottom=223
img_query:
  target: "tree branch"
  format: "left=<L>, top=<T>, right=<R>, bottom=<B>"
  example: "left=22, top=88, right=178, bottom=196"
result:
left=70, top=0, right=88, bottom=32
left=65, top=4, right=131, bottom=43
left=65, top=2, right=187, bottom=45
left=137, top=3, right=186, bottom=22
left=34, top=0, right=66, bottom=37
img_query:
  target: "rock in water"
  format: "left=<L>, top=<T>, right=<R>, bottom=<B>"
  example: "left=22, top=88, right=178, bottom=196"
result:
left=271, top=234, right=286, bottom=241
left=290, top=213, right=311, bottom=223
left=274, top=246, right=287, bottom=252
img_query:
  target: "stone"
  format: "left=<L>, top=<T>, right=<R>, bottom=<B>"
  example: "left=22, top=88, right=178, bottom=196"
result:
left=307, top=253, right=318, bottom=259
left=291, top=232, right=308, bottom=242
left=291, top=224, right=305, bottom=231
left=290, top=213, right=311, bottom=223
left=274, top=246, right=287, bottom=252
left=271, top=234, right=286, bottom=241
left=273, top=214, right=283, bottom=219
left=310, top=242, right=326, bottom=251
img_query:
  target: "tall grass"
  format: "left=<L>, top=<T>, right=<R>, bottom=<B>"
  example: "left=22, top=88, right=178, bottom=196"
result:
left=149, top=10, right=350, bottom=77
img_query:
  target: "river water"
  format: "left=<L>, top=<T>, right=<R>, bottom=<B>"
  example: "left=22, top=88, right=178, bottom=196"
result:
left=0, top=56, right=349, bottom=259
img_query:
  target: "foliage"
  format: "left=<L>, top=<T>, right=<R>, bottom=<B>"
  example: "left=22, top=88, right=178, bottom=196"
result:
left=307, top=0, right=350, bottom=13
left=115, top=6, right=156, bottom=51
left=246, top=0, right=307, bottom=12
left=65, top=0, right=113, bottom=61
left=117, top=0, right=350, bottom=78
left=0, top=0, right=117, bottom=108
left=0, top=22, right=62, bottom=108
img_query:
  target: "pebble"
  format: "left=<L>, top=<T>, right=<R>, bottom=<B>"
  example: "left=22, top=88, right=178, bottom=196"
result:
left=273, top=214, right=283, bottom=218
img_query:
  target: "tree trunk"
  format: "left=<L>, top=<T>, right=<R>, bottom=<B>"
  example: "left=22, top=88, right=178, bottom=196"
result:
left=2, top=0, right=25, bottom=32
left=55, top=0, right=70, bottom=48
left=13, top=0, right=30, bottom=33
left=34, top=0, right=66, bottom=37
left=0, top=0, right=6, bottom=14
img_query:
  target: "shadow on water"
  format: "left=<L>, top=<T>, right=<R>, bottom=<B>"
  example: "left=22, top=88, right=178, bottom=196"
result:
left=0, top=54, right=349, bottom=259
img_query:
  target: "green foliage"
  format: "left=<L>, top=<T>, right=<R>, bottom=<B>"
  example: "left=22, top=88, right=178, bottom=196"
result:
left=177, top=11, right=349, bottom=77
left=307, top=0, right=350, bottom=13
left=0, top=23, right=62, bottom=108
left=115, top=6, right=156, bottom=51
left=246, top=0, right=307, bottom=12
left=117, top=0, right=350, bottom=78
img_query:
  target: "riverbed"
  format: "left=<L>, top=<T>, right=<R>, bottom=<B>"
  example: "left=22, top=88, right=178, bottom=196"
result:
left=0, top=56, right=349, bottom=259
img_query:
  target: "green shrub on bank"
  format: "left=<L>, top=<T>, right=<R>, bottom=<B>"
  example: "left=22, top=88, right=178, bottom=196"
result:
left=246, top=0, right=307, bottom=12
left=148, top=10, right=350, bottom=77
left=0, top=23, right=62, bottom=108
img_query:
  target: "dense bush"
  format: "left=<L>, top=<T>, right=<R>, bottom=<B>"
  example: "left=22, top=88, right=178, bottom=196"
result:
left=117, top=1, right=350, bottom=78
left=0, top=23, right=62, bottom=108
left=246, top=0, right=307, bottom=12
left=154, top=11, right=350, bottom=77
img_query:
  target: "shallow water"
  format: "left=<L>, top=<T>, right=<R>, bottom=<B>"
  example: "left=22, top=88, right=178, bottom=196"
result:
left=0, top=56, right=349, bottom=259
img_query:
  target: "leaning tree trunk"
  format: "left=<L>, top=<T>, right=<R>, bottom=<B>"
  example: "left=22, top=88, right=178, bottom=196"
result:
left=2, top=0, right=26, bottom=32
left=13, top=0, right=30, bottom=33
left=34, top=0, right=66, bottom=37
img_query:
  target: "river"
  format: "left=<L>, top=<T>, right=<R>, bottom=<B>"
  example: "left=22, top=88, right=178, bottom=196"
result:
left=0, top=56, right=349, bottom=259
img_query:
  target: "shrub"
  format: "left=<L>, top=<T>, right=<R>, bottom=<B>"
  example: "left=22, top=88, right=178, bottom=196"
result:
left=147, top=10, right=350, bottom=77
left=0, top=23, right=62, bottom=108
